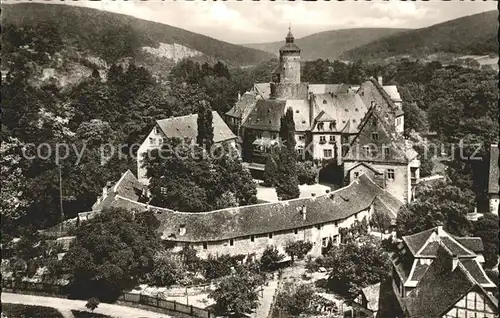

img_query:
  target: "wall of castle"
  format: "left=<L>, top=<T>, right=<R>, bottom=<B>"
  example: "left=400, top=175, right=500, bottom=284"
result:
left=281, top=54, right=301, bottom=84
left=170, top=207, right=372, bottom=259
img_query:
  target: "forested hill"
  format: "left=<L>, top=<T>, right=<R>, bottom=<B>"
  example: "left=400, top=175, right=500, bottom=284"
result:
left=1, top=3, right=275, bottom=67
left=340, top=10, right=498, bottom=61
left=243, top=28, right=408, bottom=61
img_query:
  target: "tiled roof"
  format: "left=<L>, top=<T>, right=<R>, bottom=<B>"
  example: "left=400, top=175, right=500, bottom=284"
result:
left=454, top=237, right=484, bottom=253
left=286, top=99, right=311, bottom=131
left=225, top=92, right=257, bottom=119
left=402, top=228, right=435, bottom=255
left=439, top=237, right=475, bottom=257
left=405, top=244, right=498, bottom=317
left=254, top=83, right=271, bottom=99
left=104, top=174, right=402, bottom=243
left=308, top=84, right=350, bottom=95
left=489, top=144, right=499, bottom=194
left=156, top=111, right=236, bottom=144
left=460, top=259, right=496, bottom=286
left=279, top=42, right=301, bottom=52
left=407, top=262, right=430, bottom=283
left=92, top=170, right=146, bottom=211
left=242, top=99, right=286, bottom=131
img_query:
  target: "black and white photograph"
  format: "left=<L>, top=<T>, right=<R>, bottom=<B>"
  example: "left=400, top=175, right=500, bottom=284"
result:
left=1, top=1, right=499, bottom=317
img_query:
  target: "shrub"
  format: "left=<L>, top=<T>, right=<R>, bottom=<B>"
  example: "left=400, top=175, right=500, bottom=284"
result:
left=3, top=303, right=64, bottom=318
left=85, top=297, right=100, bottom=312
left=260, top=246, right=284, bottom=272
left=296, top=161, right=317, bottom=185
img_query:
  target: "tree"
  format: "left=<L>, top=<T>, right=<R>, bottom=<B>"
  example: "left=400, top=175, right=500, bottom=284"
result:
left=85, top=297, right=100, bottom=312
left=148, top=254, right=184, bottom=287
left=209, top=268, right=262, bottom=317
left=473, top=214, right=499, bottom=269
left=263, top=153, right=278, bottom=186
left=325, top=237, right=391, bottom=297
left=370, top=210, right=392, bottom=234
left=296, top=161, right=317, bottom=185
left=61, top=208, right=161, bottom=301
left=397, top=180, right=473, bottom=236
left=196, top=100, right=213, bottom=151
left=275, top=108, right=300, bottom=200
left=275, top=282, right=315, bottom=316
left=285, top=240, right=313, bottom=263
left=260, top=245, right=284, bottom=272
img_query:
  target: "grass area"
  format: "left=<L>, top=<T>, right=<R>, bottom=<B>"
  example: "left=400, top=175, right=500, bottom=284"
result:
left=3, top=303, right=64, bottom=318
left=71, top=310, right=114, bottom=318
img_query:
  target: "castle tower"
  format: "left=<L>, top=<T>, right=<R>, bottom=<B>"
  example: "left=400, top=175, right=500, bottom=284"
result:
left=277, top=26, right=301, bottom=84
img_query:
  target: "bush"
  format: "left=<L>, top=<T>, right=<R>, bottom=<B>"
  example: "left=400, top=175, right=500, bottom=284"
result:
left=86, top=297, right=100, bottom=312
left=71, top=310, right=113, bottom=318
left=260, top=246, right=284, bottom=272
left=296, top=161, right=317, bottom=185
left=285, top=240, right=313, bottom=262
left=3, top=303, right=64, bottom=318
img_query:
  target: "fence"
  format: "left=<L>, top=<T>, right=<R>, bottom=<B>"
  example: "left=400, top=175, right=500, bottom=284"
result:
left=119, top=292, right=213, bottom=318
left=2, top=279, right=213, bottom=318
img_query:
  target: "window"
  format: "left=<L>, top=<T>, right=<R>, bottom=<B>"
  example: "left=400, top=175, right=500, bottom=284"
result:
left=322, top=237, right=328, bottom=247
left=296, top=109, right=299, bottom=113
left=371, top=118, right=378, bottom=128
left=329, top=135, right=335, bottom=142
left=269, top=233, right=273, bottom=239
left=353, top=119, right=356, bottom=123
left=158, top=138, right=163, bottom=145
left=203, top=242, right=208, bottom=250
left=372, top=132, right=379, bottom=141
left=323, top=100, right=327, bottom=104
left=319, top=136, right=326, bottom=143
left=271, top=133, right=277, bottom=139
left=324, top=149, right=332, bottom=158
left=387, top=169, right=395, bottom=180
left=250, top=235, right=255, bottom=242
left=383, top=147, right=390, bottom=157
left=354, top=172, right=359, bottom=178
left=316, top=224, right=322, bottom=230
left=230, top=239, right=234, bottom=246
left=318, top=123, right=324, bottom=130
left=298, top=135, right=305, bottom=141
left=396, top=117, right=401, bottom=126
left=329, top=122, right=335, bottom=130
left=294, top=229, right=298, bottom=235
left=355, top=108, right=359, bottom=112
left=149, top=137, right=155, bottom=145
left=297, top=148, right=304, bottom=156
left=364, top=145, right=373, bottom=157
left=255, top=131, right=262, bottom=139
left=161, top=187, right=168, bottom=195
left=345, top=108, right=349, bottom=112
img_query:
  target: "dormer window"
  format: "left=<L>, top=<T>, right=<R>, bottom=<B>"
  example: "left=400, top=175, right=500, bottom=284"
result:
left=372, top=132, right=378, bottom=141
left=318, top=123, right=324, bottom=130
left=329, top=122, right=335, bottom=130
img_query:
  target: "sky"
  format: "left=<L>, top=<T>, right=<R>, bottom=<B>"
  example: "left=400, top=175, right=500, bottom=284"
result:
left=12, top=0, right=499, bottom=44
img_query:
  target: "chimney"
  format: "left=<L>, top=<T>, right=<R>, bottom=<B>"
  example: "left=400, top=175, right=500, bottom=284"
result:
left=311, top=193, right=316, bottom=197
left=238, top=91, right=241, bottom=101
left=436, top=222, right=445, bottom=236
left=102, top=181, right=112, bottom=198
left=302, top=205, right=307, bottom=221
left=377, top=75, right=383, bottom=86
left=179, top=224, right=186, bottom=236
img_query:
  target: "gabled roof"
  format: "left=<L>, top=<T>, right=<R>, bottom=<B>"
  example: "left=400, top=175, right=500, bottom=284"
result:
left=156, top=111, right=236, bottom=143
left=489, top=144, right=499, bottom=194
left=405, top=244, right=498, bottom=317
left=102, top=174, right=403, bottom=243
left=242, top=99, right=287, bottom=131
left=343, top=104, right=412, bottom=163
left=92, top=170, right=146, bottom=211
left=402, top=227, right=478, bottom=258
left=454, top=237, right=484, bottom=253
left=225, top=91, right=257, bottom=119
left=345, top=162, right=384, bottom=175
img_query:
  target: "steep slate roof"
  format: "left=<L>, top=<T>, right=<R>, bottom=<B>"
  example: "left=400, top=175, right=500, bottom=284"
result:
left=405, top=244, right=498, bottom=317
left=254, top=83, right=271, bottom=99
left=156, top=111, right=236, bottom=143
left=102, top=174, right=403, bottom=243
left=489, top=144, right=499, bottom=194
left=310, top=91, right=368, bottom=133
left=243, top=99, right=286, bottom=131
left=92, top=170, right=146, bottom=211
left=286, top=99, right=311, bottom=131
left=454, top=237, right=484, bottom=253
left=402, top=227, right=478, bottom=258
left=343, top=104, right=413, bottom=164
left=225, top=91, right=257, bottom=119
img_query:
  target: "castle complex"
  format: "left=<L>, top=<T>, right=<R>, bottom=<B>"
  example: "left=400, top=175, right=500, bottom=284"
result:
left=225, top=28, right=420, bottom=203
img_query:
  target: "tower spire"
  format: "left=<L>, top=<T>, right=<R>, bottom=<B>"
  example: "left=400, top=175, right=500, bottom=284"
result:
left=286, top=24, right=294, bottom=43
